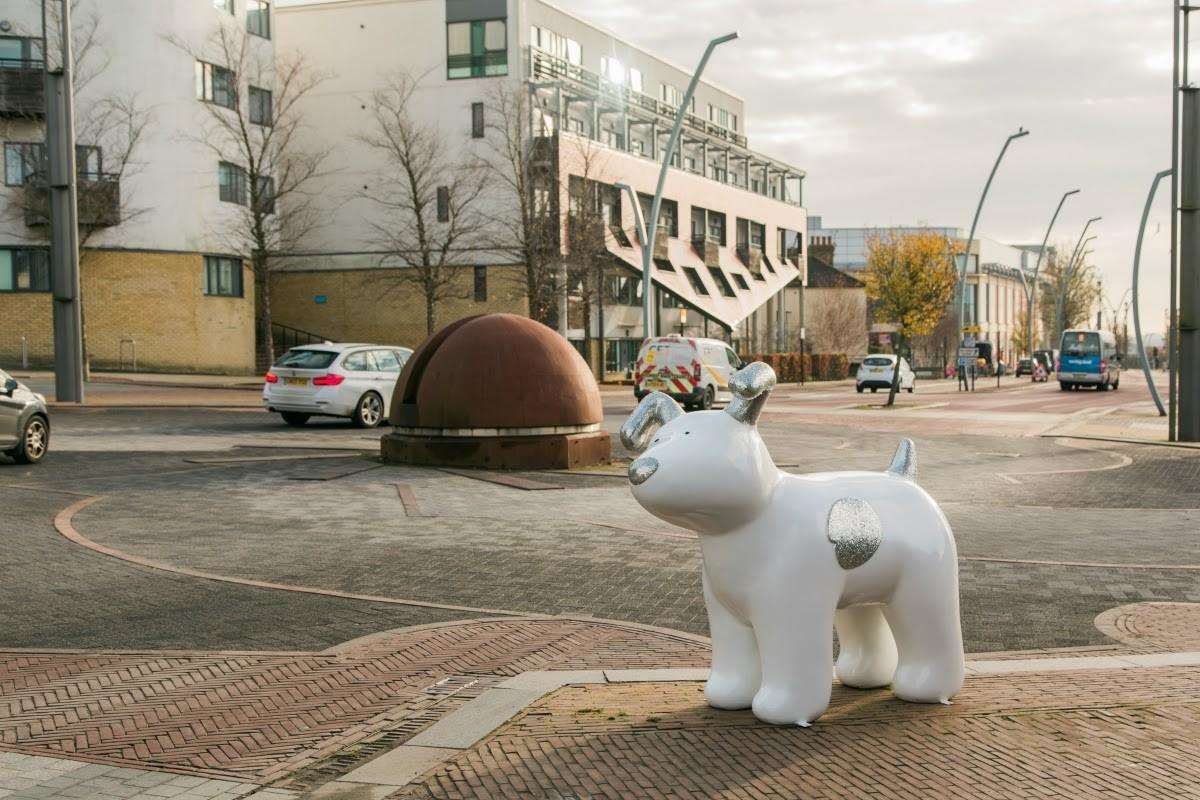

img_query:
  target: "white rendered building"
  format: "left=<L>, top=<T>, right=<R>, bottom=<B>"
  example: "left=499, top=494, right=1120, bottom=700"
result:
left=275, top=0, right=809, bottom=373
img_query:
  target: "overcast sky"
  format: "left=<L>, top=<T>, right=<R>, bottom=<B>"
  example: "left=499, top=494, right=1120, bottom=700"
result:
left=283, top=0, right=1173, bottom=334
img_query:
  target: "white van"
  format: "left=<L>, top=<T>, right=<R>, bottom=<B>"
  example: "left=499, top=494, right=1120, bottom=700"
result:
left=633, top=335, right=743, bottom=410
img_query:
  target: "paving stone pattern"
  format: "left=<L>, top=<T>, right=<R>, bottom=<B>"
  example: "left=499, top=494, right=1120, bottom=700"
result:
left=396, top=668, right=1200, bottom=799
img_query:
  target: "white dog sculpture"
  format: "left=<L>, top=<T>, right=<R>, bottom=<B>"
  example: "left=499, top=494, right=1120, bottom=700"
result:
left=621, top=362, right=964, bottom=727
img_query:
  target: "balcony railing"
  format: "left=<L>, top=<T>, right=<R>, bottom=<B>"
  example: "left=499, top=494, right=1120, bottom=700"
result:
left=0, top=59, right=45, bottom=118
left=23, top=172, right=121, bottom=228
left=529, top=47, right=748, bottom=150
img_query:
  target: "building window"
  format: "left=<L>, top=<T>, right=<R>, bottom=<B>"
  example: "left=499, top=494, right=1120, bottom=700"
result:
left=600, top=55, right=625, bottom=85
left=708, top=211, right=727, bottom=245
left=732, top=273, right=750, bottom=291
left=437, top=186, right=450, bottom=222
left=249, top=86, right=272, bottom=126
left=0, top=248, right=51, bottom=293
left=213, top=0, right=234, bottom=13
left=637, top=194, right=678, bottom=237
left=4, top=142, right=45, bottom=186
left=682, top=266, right=709, bottom=296
left=629, top=68, right=643, bottom=93
left=0, top=35, right=44, bottom=66
left=708, top=267, right=735, bottom=297
left=447, top=18, right=507, bottom=79
left=247, top=0, right=271, bottom=38
left=661, top=290, right=684, bottom=308
left=203, top=256, right=243, bottom=297
left=196, top=61, right=236, bottom=109
left=605, top=338, right=640, bottom=374
left=473, top=265, right=487, bottom=302
left=471, top=102, right=484, bottom=137
left=605, top=274, right=642, bottom=306
left=218, top=161, right=248, bottom=205
left=256, top=175, right=275, bottom=214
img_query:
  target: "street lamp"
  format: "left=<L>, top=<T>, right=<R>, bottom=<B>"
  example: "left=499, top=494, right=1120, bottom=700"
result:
left=1027, top=189, right=1080, bottom=355
left=957, top=127, right=1030, bottom=333
left=638, top=31, right=739, bottom=340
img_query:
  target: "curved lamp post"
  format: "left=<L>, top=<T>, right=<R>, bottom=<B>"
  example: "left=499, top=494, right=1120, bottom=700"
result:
left=1026, top=189, right=1079, bottom=355
left=638, top=32, right=739, bottom=340
left=1133, top=170, right=1171, bottom=416
left=958, top=127, right=1030, bottom=332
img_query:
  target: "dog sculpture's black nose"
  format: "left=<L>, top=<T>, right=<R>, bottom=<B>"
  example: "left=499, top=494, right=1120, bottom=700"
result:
left=628, top=456, right=659, bottom=485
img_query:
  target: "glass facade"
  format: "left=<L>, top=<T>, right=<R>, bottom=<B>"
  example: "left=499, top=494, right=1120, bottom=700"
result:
left=447, top=19, right=507, bottom=79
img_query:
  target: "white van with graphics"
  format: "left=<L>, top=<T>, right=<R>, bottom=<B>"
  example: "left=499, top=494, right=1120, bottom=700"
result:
left=633, top=335, right=743, bottom=410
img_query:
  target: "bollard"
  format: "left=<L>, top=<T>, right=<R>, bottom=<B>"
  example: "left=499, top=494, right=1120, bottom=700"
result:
left=20, top=335, right=27, bottom=369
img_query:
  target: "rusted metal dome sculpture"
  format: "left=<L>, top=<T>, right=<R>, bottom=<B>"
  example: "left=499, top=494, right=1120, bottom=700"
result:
left=381, top=314, right=611, bottom=469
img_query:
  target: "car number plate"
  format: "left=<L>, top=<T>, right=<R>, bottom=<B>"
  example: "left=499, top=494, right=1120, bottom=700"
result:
left=644, top=379, right=666, bottom=390
left=1073, top=373, right=1088, bottom=380
left=285, top=377, right=308, bottom=386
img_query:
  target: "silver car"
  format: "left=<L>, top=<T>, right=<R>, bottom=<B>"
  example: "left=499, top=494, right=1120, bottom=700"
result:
left=0, top=369, right=50, bottom=464
left=262, top=343, right=413, bottom=428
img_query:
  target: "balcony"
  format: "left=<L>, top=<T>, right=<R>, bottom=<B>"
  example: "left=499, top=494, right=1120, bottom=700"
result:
left=737, top=244, right=763, bottom=276
left=23, top=173, right=121, bottom=228
left=692, top=236, right=721, bottom=268
left=636, top=226, right=670, bottom=260
left=0, top=59, right=45, bottom=118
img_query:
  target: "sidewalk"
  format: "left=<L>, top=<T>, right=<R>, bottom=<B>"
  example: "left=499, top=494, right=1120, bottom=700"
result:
left=3, top=608, right=1200, bottom=799
left=11, top=370, right=264, bottom=407
left=12, top=369, right=262, bottom=389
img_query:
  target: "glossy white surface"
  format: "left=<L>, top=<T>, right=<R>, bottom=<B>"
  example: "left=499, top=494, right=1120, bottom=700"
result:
left=622, top=363, right=964, bottom=726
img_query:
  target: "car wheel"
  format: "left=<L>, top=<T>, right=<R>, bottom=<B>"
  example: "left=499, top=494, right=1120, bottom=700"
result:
left=13, top=415, right=49, bottom=465
left=1060, top=382, right=1071, bottom=391
left=280, top=412, right=310, bottom=427
left=1098, top=381, right=1108, bottom=391
left=353, top=391, right=385, bottom=428
left=856, top=384, right=864, bottom=394
left=906, top=382, right=914, bottom=393
left=700, top=385, right=715, bottom=411
left=870, top=387, right=877, bottom=393
left=1113, top=379, right=1120, bottom=390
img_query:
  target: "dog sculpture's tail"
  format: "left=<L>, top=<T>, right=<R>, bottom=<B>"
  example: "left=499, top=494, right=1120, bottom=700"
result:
left=887, top=438, right=917, bottom=480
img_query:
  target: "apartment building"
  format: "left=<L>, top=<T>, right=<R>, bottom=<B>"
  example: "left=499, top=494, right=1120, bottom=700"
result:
left=808, top=217, right=1050, bottom=362
left=0, top=1, right=275, bottom=372
left=274, top=0, right=808, bottom=378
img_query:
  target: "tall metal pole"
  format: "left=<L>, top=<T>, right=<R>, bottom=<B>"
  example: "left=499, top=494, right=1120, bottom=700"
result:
left=1171, top=1, right=1183, bottom=440
left=1181, top=85, right=1200, bottom=439
left=45, top=0, right=84, bottom=403
left=639, top=32, right=738, bottom=341
left=957, top=127, right=1030, bottom=330
left=1027, top=189, right=1079, bottom=354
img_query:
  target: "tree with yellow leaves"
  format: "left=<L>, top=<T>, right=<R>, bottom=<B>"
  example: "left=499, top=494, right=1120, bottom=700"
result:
left=864, top=231, right=959, bottom=405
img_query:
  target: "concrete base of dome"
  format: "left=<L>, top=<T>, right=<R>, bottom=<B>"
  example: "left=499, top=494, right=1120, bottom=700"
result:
left=381, top=430, right=611, bottom=470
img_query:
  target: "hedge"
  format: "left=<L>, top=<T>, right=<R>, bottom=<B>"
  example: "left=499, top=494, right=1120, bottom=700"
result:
left=736, top=352, right=850, bottom=382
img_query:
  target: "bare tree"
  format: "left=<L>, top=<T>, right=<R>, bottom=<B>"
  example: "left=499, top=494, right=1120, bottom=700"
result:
left=1039, top=243, right=1100, bottom=341
left=480, top=82, right=560, bottom=325
left=562, top=139, right=615, bottom=376
left=808, top=289, right=866, bottom=356
left=357, top=71, right=489, bottom=336
left=167, top=21, right=331, bottom=370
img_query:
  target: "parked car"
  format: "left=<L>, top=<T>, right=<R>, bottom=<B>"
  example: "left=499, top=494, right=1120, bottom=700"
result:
left=856, top=354, right=915, bottom=394
left=1033, top=349, right=1057, bottom=373
left=0, top=369, right=50, bottom=464
left=1015, top=358, right=1034, bottom=377
left=263, top=343, right=413, bottom=427
left=633, top=335, right=742, bottom=411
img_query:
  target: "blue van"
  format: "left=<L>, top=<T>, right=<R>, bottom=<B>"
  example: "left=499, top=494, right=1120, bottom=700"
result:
left=1058, top=329, right=1120, bottom=391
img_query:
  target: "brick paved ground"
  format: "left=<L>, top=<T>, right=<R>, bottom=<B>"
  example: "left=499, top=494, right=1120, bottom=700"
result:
left=395, top=666, right=1200, bottom=799
left=0, top=620, right=706, bottom=791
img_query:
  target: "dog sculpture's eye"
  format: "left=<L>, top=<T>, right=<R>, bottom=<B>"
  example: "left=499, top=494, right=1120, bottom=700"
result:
left=684, top=431, right=690, bottom=435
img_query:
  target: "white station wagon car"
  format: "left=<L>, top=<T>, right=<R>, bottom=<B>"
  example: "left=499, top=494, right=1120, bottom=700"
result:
left=263, top=343, right=413, bottom=427
left=856, top=354, right=915, bottom=394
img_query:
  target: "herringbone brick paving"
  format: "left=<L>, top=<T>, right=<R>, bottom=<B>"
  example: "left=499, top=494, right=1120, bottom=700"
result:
left=395, top=667, right=1200, bottom=799
left=0, top=620, right=707, bottom=785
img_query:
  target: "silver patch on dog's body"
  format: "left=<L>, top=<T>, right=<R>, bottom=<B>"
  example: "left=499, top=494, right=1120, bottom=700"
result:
left=826, top=498, right=883, bottom=570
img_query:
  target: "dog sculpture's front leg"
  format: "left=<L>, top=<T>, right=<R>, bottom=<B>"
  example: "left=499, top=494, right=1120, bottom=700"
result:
left=702, top=570, right=760, bottom=709
left=749, top=587, right=837, bottom=726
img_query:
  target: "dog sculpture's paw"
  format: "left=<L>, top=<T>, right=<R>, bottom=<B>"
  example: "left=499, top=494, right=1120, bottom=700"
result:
left=705, top=672, right=758, bottom=710
left=751, top=685, right=828, bottom=727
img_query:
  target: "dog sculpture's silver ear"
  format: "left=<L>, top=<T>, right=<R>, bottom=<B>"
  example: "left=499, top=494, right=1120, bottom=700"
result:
left=620, top=391, right=684, bottom=453
left=725, top=362, right=776, bottom=426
